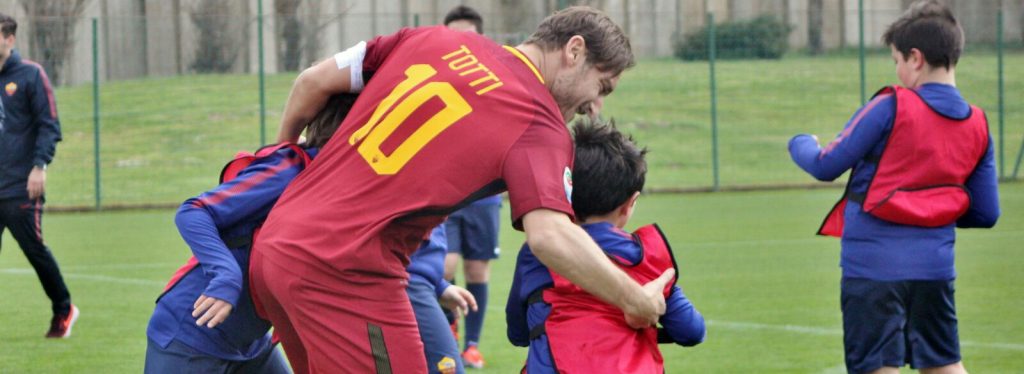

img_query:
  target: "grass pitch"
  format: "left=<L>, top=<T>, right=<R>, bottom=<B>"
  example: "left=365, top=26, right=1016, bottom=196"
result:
left=1, top=183, right=1021, bottom=373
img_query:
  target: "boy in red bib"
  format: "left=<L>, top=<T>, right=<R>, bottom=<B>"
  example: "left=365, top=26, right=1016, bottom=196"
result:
left=788, top=2, right=999, bottom=373
left=507, top=119, right=705, bottom=373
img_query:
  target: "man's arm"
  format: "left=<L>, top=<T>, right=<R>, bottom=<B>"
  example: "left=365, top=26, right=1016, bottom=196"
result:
left=277, top=58, right=355, bottom=143
left=522, top=209, right=672, bottom=328
left=27, top=68, right=61, bottom=199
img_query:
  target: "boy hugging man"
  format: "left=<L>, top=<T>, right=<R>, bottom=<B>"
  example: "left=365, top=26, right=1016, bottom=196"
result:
left=506, top=119, right=706, bottom=373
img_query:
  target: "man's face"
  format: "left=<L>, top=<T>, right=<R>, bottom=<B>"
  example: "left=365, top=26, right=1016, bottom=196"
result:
left=550, top=61, right=619, bottom=122
left=445, top=20, right=479, bottom=34
left=0, top=33, right=13, bottom=60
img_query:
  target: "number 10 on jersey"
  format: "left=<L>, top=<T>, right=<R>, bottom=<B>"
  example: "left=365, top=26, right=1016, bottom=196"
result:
left=349, top=64, right=473, bottom=175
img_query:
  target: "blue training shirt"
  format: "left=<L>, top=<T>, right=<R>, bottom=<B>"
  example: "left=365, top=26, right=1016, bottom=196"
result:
left=506, top=222, right=705, bottom=372
left=148, top=146, right=317, bottom=360
left=789, top=83, right=1000, bottom=281
left=407, top=224, right=452, bottom=297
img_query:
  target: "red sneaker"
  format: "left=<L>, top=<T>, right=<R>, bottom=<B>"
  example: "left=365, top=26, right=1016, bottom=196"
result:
left=462, top=346, right=485, bottom=369
left=46, top=304, right=79, bottom=338
left=450, top=319, right=459, bottom=342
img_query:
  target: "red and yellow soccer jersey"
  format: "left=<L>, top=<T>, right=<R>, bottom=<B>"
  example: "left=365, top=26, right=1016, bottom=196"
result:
left=257, top=26, right=575, bottom=282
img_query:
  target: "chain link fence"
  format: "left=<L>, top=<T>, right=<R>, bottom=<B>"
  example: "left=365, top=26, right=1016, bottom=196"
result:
left=2, top=0, right=1018, bottom=209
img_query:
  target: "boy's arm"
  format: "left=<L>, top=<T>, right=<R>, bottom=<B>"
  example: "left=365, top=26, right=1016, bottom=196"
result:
left=175, top=150, right=306, bottom=308
left=789, top=95, right=895, bottom=181
left=505, top=250, right=531, bottom=347
left=523, top=209, right=673, bottom=328
left=658, top=285, right=706, bottom=347
left=957, top=136, right=1000, bottom=228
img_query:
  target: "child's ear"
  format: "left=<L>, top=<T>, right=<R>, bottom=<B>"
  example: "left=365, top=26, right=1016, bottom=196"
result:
left=909, top=48, right=927, bottom=71
left=620, top=191, right=642, bottom=218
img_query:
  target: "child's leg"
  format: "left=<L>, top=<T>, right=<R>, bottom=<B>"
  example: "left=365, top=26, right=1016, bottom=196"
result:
left=906, top=280, right=964, bottom=373
left=229, top=343, right=292, bottom=374
left=840, top=278, right=911, bottom=374
left=144, top=338, right=229, bottom=374
left=407, top=278, right=465, bottom=374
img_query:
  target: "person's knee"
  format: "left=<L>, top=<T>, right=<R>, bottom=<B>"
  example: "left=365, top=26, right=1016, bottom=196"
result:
left=920, top=361, right=966, bottom=374
left=443, top=253, right=461, bottom=280
left=463, top=260, right=489, bottom=283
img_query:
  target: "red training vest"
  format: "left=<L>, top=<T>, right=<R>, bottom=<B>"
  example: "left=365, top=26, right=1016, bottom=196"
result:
left=818, top=86, right=989, bottom=237
left=541, top=224, right=679, bottom=373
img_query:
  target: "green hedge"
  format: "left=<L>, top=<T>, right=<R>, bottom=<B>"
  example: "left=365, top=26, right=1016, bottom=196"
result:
left=675, top=16, right=793, bottom=61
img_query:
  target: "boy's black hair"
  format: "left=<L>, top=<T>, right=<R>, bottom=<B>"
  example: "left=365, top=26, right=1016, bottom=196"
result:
left=571, top=118, right=647, bottom=221
left=305, top=93, right=359, bottom=148
left=0, top=13, right=16, bottom=38
left=443, top=5, right=483, bottom=33
left=882, top=0, right=963, bottom=70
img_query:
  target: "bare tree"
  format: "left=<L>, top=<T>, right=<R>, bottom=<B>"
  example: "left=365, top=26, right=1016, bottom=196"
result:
left=808, top=0, right=824, bottom=54
left=275, top=0, right=302, bottom=72
left=189, top=0, right=243, bottom=73
left=19, top=0, right=87, bottom=86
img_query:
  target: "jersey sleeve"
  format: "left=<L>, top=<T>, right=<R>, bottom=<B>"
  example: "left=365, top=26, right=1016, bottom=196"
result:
left=957, top=135, right=1000, bottom=228
left=658, top=285, right=706, bottom=347
left=789, top=94, right=894, bottom=181
left=174, top=148, right=306, bottom=306
left=30, top=66, right=62, bottom=167
left=363, top=27, right=432, bottom=73
left=502, top=122, right=575, bottom=230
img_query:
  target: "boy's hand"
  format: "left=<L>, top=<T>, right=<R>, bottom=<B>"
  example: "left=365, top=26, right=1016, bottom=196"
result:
left=193, top=295, right=234, bottom=328
left=440, top=285, right=478, bottom=319
left=624, top=268, right=675, bottom=329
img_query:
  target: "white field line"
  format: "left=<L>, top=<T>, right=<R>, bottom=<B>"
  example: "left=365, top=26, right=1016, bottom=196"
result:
left=708, top=320, right=1024, bottom=351
left=0, top=268, right=164, bottom=287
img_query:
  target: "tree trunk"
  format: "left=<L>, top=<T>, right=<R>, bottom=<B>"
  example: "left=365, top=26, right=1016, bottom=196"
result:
left=19, top=0, right=88, bottom=86
left=808, top=0, right=824, bottom=55
left=275, top=0, right=302, bottom=72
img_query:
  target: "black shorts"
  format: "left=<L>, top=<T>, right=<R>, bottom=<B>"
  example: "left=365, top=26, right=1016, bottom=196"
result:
left=840, top=278, right=961, bottom=374
left=445, top=203, right=500, bottom=261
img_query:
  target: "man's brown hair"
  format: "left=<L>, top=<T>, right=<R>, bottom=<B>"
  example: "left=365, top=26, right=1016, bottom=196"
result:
left=524, top=6, right=635, bottom=76
left=0, top=13, right=16, bottom=38
left=882, top=0, right=963, bottom=70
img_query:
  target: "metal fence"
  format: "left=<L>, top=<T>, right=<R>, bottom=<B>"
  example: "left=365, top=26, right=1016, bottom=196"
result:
left=11, top=2, right=1022, bottom=209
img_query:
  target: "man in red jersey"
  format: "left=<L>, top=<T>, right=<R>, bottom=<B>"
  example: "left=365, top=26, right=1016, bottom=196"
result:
left=253, top=6, right=674, bottom=373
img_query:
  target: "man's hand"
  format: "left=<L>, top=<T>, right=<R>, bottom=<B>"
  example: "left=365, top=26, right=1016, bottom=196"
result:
left=439, top=285, right=478, bottom=319
left=193, top=295, right=234, bottom=329
left=623, top=268, right=675, bottom=329
left=27, top=167, right=46, bottom=199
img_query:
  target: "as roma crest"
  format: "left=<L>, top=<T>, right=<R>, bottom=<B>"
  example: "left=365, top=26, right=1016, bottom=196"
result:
left=5, top=82, right=16, bottom=96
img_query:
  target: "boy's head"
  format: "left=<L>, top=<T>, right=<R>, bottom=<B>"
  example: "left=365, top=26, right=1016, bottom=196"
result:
left=571, top=118, right=647, bottom=226
left=882, top=0, right=963, bottom=85
left=304, top=93, right=359, bottom=148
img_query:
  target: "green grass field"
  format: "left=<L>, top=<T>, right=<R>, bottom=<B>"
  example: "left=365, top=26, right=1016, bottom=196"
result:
left=45, top=51, right=1024, bottom=207
left=1, top=183, right=1021, bottom=373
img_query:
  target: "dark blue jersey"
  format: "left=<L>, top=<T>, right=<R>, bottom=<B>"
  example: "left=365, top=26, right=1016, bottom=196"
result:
left=147, top=146, right=316, bottom=360
left=789, top=83, right=1000, bottom=280
left=407, top=224, right=452, bottom=297
left=506, top=222, right=705, bottom=367
left=0, top=50, right=61, bottom=199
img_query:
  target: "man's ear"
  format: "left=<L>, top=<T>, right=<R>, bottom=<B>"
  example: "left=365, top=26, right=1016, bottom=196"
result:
left=563, top=35, right=586, bottom=67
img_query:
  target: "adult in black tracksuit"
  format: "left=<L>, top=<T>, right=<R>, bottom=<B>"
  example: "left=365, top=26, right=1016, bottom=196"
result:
left=0, top=14, right=76, bottom=338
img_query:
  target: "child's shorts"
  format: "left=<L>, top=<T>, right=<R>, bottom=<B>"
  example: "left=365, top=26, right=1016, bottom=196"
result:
left=840, top=278, right=960, bottom=374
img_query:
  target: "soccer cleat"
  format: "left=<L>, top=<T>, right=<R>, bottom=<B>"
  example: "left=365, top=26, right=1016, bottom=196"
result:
left=462, top=345, right=485, bottom=369
left=449, top=319, right=459, bottom=342
left=46, top=304, right=79, bottom=338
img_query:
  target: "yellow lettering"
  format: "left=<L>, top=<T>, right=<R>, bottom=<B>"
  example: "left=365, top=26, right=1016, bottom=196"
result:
left=442, top=45, right=472, bottom=61
left=475, top=82, right=504, bottom=96
left=448, top=54, right=479, bottom=71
